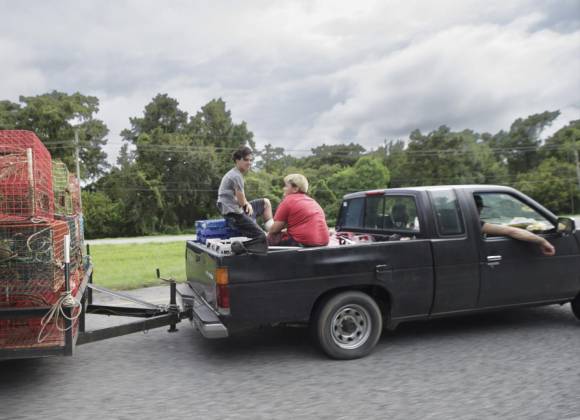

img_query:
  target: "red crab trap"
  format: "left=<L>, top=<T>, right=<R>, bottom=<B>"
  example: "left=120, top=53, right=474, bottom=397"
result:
left=0, top=219, right=72, bottom=307
left=0, top=306, right=81, bottom=349
left=0, top=130, right=54, bottom=219
left=0, top=219, right=85, bottom=352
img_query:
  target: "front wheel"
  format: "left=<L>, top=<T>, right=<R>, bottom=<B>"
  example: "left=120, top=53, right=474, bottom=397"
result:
left=311, top=291, right=383, bottom=360
left=572, top=294, right=580, bottom=320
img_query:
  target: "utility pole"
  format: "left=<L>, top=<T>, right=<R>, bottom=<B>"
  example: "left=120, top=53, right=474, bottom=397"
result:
left=574, top=140, right=580, bottom=196
left=383, top=138, right=388, bottom=166
left=74, top=129, right=83, bottom=211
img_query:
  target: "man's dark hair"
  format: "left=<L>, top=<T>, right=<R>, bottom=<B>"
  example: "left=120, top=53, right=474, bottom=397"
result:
left=232, top=146, right=253, bottom=162
left=474, top=194, right=488, bottom=212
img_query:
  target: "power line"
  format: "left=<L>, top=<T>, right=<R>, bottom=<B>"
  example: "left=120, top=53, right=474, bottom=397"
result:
left=89, top=177, right=580, bottom=194
left=40, top=140, right=575, bottom=156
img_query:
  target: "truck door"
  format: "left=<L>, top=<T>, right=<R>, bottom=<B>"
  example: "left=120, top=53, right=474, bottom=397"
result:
left=429, top=189, right=481, bottom=313
left=475, top=192, right=580, bottom=307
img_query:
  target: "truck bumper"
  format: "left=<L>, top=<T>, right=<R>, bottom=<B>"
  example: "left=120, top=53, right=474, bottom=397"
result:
left=177, top=283, right=229, bottom=339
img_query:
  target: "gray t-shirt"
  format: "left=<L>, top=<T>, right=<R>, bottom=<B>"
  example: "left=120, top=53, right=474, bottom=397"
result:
left=217, top=167, right=244, bottom=215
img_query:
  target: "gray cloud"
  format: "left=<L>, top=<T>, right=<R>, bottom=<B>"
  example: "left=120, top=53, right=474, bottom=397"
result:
left=0, top=0, right=578, bottom=162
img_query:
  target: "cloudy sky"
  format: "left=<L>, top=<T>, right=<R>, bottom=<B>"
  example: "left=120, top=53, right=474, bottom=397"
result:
left=1, top=0, right=579, bottom=163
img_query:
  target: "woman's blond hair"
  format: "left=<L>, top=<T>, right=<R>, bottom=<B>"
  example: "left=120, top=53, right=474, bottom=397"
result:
left=284, top=173, right=309, bottom=193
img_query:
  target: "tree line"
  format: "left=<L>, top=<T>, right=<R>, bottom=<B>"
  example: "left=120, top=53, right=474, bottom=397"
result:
left=1, top=91, right=578, bottom=238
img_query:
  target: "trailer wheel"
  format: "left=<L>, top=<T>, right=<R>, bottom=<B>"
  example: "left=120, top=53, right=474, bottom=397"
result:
left=572, top=294, right=580, bottom=320
left=312, top=291, right=382, bottom=360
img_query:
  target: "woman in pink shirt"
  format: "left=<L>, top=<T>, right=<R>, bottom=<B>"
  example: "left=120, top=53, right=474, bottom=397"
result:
left=267, top=174, right=329, bottom=247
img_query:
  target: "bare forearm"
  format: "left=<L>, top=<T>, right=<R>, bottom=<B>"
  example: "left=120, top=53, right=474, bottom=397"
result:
left=482, top=222, right=555, bottom=256
left=268, top=221, right=286, bottom=234
left=235, top=190, right=247, bottom=207
left=508, top=227, right=545, bottom=244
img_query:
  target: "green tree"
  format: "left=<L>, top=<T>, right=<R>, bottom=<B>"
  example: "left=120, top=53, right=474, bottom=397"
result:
left=91, top=165, right=165, bottom=235
left=516, top=158, right=579, bottom=214
left=121, top=93, right=188, bottom=143
left=81, top=191, right=123, bottom=238
left=188, top=98, right=256, bottom=173
left=254, top=144, right=297, bottom=174
left=401, top=126, right=508, bottom=186
left=0, top=100, right=20, bottom=128
left=542, top=119, right=580, bottom=162
left=325, top=157, right=390, bottom=219
left=0, top=91, right=110, bottom=179
left=490, top=111, right=560, bottom=176
left=375, top=139, right=408, bottom=187
left=307, top=143, right=366, bottom=167
left=118, top=95, right=257, bottom=232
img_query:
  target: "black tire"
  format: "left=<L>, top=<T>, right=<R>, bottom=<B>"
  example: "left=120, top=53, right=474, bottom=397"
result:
left=572, top=294, right=580, bottom=320
left=311, top=291, right=382, bottom=360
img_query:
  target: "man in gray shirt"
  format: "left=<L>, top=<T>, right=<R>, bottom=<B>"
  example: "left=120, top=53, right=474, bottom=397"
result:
left=217, top=146, right=273, bottom=238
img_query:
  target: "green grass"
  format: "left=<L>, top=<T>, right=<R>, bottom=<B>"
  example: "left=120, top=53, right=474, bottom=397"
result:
left=89, top=242, right=186, bottom=290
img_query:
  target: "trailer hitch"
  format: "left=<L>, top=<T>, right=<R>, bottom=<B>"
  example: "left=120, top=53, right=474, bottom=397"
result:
left=77, top=270, right=187, bottom=345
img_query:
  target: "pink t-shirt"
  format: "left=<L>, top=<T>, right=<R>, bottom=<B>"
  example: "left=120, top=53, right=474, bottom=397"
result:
left=274, top=193, right=329, bottom=246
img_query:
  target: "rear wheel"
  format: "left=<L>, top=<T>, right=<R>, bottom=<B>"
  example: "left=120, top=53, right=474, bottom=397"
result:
left=572, top=294, right=580, bottom=320
left=311, top=291, right=382, bottom=360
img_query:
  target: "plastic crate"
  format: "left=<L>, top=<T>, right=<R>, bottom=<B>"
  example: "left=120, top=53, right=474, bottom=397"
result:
left=195, top=219, right=228, bottom=231
left=195, top=218, right=240, bottom=244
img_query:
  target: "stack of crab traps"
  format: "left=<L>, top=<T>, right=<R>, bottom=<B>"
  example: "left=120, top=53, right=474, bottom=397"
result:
left=0, top=130, right=85, bottom=349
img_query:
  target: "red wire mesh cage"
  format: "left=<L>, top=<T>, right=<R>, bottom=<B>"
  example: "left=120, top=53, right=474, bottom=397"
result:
left=0, top=264, right=83, bottom=349
left=0, top=219, right=72, bottom=308
left=0, top=130, right=54, bottom=219
left=0, top=306, right=81, bottom=349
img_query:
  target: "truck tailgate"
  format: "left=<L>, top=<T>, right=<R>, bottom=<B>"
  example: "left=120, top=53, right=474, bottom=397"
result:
left=185, top=240, right=220, bottom=306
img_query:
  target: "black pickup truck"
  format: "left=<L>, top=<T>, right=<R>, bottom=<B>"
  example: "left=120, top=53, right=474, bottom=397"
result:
left=180, top=185, right=580, bottom=359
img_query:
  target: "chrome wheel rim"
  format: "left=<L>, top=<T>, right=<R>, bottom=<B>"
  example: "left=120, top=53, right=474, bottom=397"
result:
left=330, top=304, right=371, bottom=350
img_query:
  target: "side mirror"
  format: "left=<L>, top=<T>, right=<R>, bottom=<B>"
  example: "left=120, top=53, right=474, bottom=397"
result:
left=556, top=217, right=576, bottom=235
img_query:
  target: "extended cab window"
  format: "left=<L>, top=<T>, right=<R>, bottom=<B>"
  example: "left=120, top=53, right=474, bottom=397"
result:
left=430, top=190, right=465, bottom=236
left=340, top=195, right=420, bottom=232
left=383, top=196, right=420, bottom=232
left=474, top=192, right=554, bottom=232
left=339, top=198, right=364, bottom=228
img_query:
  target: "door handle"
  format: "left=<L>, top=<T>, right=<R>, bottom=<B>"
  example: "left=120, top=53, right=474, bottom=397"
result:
left=486, top=255, right=502, bottom=267
left=375, top=264, right=391, bottom=273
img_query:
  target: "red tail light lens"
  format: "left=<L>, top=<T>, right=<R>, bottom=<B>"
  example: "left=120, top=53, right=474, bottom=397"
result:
left=216, top=284, right=230, bottom=310
left=215, top=267, right=230, bottom=314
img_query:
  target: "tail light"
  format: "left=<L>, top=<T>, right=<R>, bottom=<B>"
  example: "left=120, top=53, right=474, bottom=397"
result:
left=215, top=267, right=230, bottom=315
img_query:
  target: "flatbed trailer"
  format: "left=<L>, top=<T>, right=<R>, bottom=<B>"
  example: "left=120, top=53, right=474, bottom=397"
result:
left=0, top=259, right=190, bottom=361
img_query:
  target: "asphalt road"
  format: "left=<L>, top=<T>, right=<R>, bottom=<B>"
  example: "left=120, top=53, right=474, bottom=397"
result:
left=1, top=286, right=579, bottom=420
